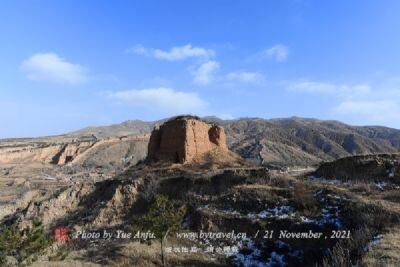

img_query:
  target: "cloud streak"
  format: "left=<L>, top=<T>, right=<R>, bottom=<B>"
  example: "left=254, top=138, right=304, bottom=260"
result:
left=191, top=60, right=220, bottom=85
left=20, top=52, right=88, bottom=84
left=225, top=71, right=265, bottom=84
left=127, top=44, right=215, bottom=61
left=261, top=45, right=290, bottom=62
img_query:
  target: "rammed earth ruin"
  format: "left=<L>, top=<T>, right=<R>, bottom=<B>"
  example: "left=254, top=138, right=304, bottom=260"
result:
left=147, top=115, right=229, bottom=164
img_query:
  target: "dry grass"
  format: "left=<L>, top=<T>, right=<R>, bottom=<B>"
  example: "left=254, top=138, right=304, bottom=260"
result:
left=290, top=181, right=320, bottom=217
left=362, top=227, right=400, bottom=267
left=31, top=260, right=100, bottom=267
left=349, top=181, right=375, bottom=195
left=383, top=190, right=400, bottom=203
left=31, top=235, right=228, bottom=267
left=322, top=228, right=373, bottom=266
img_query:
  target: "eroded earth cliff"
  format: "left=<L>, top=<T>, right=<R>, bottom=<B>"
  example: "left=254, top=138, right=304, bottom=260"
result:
left=147, top=116, right=240, bottom=166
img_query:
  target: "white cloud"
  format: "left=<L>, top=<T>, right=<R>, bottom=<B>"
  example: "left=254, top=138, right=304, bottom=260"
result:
left=108, top=87, right=208, bottom=114
left=129, top=44, right=148, bottom=55
left=262, top=45, right=290, bottom=62
left=225, top=71, right=265, bottom=84
left=20, top=53, right=88, bottom=84
left=127, top=44, right=215, bottom=61
left=191, top=61, right=220, bottom=85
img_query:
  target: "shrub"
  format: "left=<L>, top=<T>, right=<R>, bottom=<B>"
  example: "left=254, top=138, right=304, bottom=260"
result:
left=132, top=194, right=186, bottom=267
left=322, top=228, right=373, bottom=266
left=342, top=202, right=399, bottom=231
left=292, top=182, right=319, bottom=216
left=0, top=219, right=51, bottom=265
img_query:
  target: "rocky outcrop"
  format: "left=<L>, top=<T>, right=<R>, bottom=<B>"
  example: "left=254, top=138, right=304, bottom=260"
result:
left=71, top=135, right=149, bottom=167
left=314, top=153, right=400, bottom=182
left=52, top=142, right=94, bottom=165
left=0, top=144, right=63, bottom=164
left=0, top=135, right=149, bottom=167
left=0, top=142, right=95, bottom=166
left=147, top=116, right=230, bottom=164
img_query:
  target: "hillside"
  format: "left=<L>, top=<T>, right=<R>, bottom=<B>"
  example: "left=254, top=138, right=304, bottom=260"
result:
left=68, top=120, right=157, bottom=139
left=67, top=117, right=400, bottom=167
left=220, top=117, right=400, bottom=166
left=1, top=116, right=399, bottom=168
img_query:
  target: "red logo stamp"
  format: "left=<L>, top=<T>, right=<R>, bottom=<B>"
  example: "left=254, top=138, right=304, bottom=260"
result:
left=54, top=226, right=69, bottom=241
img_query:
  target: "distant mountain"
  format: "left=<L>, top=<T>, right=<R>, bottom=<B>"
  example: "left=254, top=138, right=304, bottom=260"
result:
left=67, top=120, right=156, bottom=139
left=65, top=116, right=400, bottom=167
left=218, top=117, right=400, bottom=166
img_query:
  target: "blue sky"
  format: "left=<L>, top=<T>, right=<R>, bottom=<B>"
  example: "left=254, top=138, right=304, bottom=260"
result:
left=1, top=0, right=400, bottom=138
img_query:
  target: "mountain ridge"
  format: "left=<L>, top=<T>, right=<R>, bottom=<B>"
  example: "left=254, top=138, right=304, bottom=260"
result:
left=66, top=116, right=400, bottom=167
left=2, top=116, right=400, bottom=167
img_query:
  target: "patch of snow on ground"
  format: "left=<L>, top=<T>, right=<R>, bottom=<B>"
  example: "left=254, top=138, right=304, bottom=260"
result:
left=375, top=181, right=387, bottom=190
left=232, top=238, right=266, bottom=267
left=299, top=206, right=342, bottom=228
left=317, top=206, right=342, bottom=228
left=221, top=209, right=241, bottom=216
left=198, top=205, right=297, bottom=221
left=330, top=194, right=349, bottom=201
left=301, top=192, right=344, bottom=228
left=387, top=170, right=394, bottom=178
left=308, top=176, right=347, bottom=185
left=231, top=237, right=303, bottom=266
left=370, top=234, right=383, bottom=246
left=198, top=205, right=240, bottom=216
left=265, top=252, right=285, bottom=266
left=300, top=216, right=315, bottom=223
left=275, top=240, right=288, bottom=249
left=247, top=206, right=296, bottom=220
left=233, top=241, right=287, bottom=267
left=364, top=234, right=383, bottom=252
